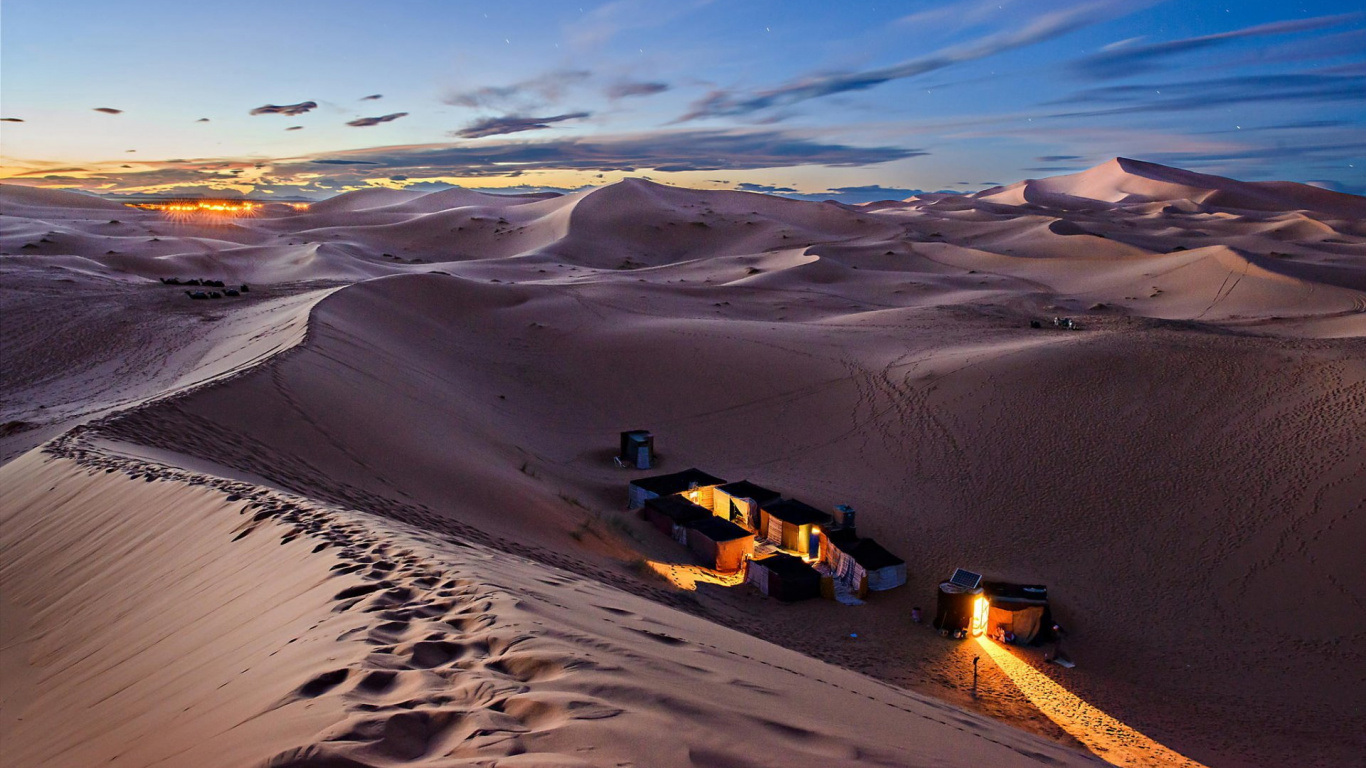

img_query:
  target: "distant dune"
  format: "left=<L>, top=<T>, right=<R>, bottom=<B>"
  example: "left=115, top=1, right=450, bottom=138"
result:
left=2, top=159, right=1362, bottom=768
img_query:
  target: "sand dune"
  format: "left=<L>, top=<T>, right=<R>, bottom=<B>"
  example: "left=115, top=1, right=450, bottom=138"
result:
left=2, top=159, right=1363, bottom=767
left=2, top=439, right=1098, bottom=768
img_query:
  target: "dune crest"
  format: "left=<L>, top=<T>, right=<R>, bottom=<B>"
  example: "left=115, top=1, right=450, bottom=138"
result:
left=2, top=160, right=1362, bottom=767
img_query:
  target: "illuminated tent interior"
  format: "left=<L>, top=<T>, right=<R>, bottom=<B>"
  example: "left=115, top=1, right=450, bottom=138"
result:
left=758, top=498, right=833, bottom=558
left=627, top=468, right=727, bottom=511
left=981, top=582, right=1051, bottom=644
left=712, top=480, right=781, bottom=530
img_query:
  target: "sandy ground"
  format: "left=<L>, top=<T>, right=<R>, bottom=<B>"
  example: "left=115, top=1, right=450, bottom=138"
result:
left=2, top=158, right=1363, bottom=767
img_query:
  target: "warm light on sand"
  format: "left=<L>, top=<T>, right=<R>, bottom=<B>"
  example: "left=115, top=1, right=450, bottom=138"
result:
left=644, top=560, right=745, bottom=591
left=974, top=637, right=1210, bottom=768
left=125, top=199, right=305, bottom=222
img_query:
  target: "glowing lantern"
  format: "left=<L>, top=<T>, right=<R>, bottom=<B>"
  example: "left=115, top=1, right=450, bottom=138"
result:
left=970, top=594, right=989, bottom=637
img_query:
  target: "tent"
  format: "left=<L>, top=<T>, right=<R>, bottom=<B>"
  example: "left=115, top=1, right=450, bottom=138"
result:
left=823, top=529, right=905, bottom=597
left=684, top=516, right=755, bottom=572
left=642, top=495, right=711, bottom=543
left=619, top=430, right=654, bottom=469
left=758, top=499, right=832, bottom=557
left=746, top=554, right=821, bottom=601
left=712, top=480, right=781, bottom=530
left=982, top=582, right=1050, bottom=644
left=628, top=468, right=727, bottom=510
left=933, top=581, right=985, bottom=636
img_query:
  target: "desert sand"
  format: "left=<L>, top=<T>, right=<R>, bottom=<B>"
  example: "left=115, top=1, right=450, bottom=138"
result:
left=2, top=158, right=1363, bottom=767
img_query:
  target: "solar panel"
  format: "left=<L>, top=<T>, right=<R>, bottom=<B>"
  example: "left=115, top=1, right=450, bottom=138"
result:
left=949, top=568, right=982, bottom=590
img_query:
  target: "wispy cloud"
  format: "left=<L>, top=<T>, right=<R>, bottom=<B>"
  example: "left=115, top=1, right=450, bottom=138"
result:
left=302, top=129, right=923, bottom=176
left=678, top=1, right=1130, bottom=121
left=93, top=107, right=123, bottom=114
left=346, top=112, right=409, bottom=127
left=444, top=70, right=591, bottom=111
left=453, top=112, right=591, bottom=139
left=19, top=129, right=923, bottom=196
left=1074, top=13, right=1360, bottom=79
left=250, top=101, right=317, bottom=116
left=1055, top=72, right=1366, bottom=116
left=360, top=94, right=383, bottom=100
left=606, top=80, right=671, bottom=100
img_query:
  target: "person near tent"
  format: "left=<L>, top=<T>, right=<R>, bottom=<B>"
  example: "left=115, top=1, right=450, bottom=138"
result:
left=1047, top=623, right=1069, bottom=664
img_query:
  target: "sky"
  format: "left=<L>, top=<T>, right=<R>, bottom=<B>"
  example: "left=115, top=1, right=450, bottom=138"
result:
left=1, top=0, right=1363, bottom=201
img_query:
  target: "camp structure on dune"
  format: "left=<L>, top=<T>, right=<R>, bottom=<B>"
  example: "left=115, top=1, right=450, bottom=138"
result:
left=627, top=467, right=727, bottom=510
left=625, top=465, right=907, bottom=603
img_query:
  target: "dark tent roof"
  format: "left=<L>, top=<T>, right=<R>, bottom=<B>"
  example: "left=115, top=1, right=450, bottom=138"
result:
left=684, top=515, right=753, bottom=542
left=982, top=581, right=1048, bottom=604
left=715, top=480, right=781, bottom=505
left=845, top=538, right=903, bottom=570
left=752, top=553, right=819, bottom=579
left=643, top=495, right=711, bottom=525
left=631, top=468, right=727, bottom=496
left=825, top=527, right=859, bottom=549
left=760, top=498, right=833, bottom=526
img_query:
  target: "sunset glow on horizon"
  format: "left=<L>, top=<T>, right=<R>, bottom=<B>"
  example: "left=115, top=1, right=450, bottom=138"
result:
left=2, top=0, right=1362, bottom=202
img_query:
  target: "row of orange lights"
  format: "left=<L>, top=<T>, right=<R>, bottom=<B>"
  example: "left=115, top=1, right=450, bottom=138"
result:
left=126, top=200, right=310, bottom=217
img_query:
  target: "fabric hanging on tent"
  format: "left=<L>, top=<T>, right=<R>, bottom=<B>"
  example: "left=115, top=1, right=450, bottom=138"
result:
left=736, top=497, right=757, bottom=529
left=746, top=561, right=768, bottom=594
left=765, top=513, right=783, bottom=545
left=831, top=546, right=858, bottom=587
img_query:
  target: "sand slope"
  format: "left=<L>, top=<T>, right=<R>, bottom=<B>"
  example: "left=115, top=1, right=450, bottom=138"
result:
left=2, top=159, right=1363, bottom=767
left=1, top=439, right=1099, bottom=768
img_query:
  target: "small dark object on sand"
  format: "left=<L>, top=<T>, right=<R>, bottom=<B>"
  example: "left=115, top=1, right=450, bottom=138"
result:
left=1030, top=320, right=1042, bottom=328
left=240, top=284, right=250, bottom=292
left=224, top=289, right=239, bottom=297
left=185, top=278, right=202, bottom=286
left=208, top=291, right=223, bottom=299
left=186, top=291, right=209, bottom=300
left=161, top=277, right=182, bottom=285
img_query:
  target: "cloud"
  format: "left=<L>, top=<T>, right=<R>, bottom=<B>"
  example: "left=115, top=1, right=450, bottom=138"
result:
left=606, top=80, right=671, bottom=100
left=1055, top=72, right=1366, bottom=116
left=759, top=184, right=931, bottom=203
left=93, top=107, right=123, bottom=114
left=250, top=101, right=318, bottom=116
left=8, top=129, right=922, bottom=197
left=678, top=1, right=1128, bottom=121
left=1036, top=155, right=1083, bottom=162
left=444, top=70, right=591, bottom=111
left=346, top=112, right=409, bottom=127
left=286, top=126, right=304, bottom=131
left=1074, top=14, right=1359, bottom=79
left=454, top=112, right=591, bottom=139
left=736, top=182, right=797, bottom=193
left=360, top=94, right=383, bottom=100
left=195, top=118, right=210, bottom=122
left=310, top=129, right=922, bottom=176
left=1, top=117, right=23, bottom=122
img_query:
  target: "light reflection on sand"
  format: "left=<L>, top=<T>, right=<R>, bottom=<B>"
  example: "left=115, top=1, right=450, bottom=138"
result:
left=975, top=636, right=1209, bottom=768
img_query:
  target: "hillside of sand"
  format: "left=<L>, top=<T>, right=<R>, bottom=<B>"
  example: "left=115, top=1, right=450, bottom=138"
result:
left=2, top=159, right=1363, bottom=768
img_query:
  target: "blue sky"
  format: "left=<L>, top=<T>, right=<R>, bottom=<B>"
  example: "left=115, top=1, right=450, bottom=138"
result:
left=1, top=0, right=1362, bottom=200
